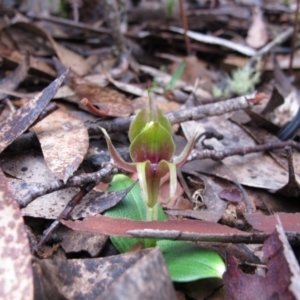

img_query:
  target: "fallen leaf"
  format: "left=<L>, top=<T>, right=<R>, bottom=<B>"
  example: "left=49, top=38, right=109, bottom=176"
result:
left=74, top=82, right=133, bottom=117
left=245, top=212, right=300, bottom=233
left=0, top=168, right=33, bottom=299
left=246, top=6, right=268, bottom=49
left=0, top=70, right=67, bottom=154
left=34, top=249, right=154, bottom=299
left=0, top=44, right=56, bottom=77
left=0, top=54, right=29, bottom=100
left=58, top=225, right=107, bottom=257
left=99, top=248, right=176, bottom=300
left=223, top=223, right=300, bottom=299
left=182, top=117, right=289, bottom=190
left=62, top=214, right=250, bottom=238
left=12, top=22, right=90, bottom=76
left=32, top=109, right=89, bottom=183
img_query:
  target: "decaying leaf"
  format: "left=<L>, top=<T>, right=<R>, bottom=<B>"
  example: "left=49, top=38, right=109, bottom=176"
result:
left=58, top=225, right=107, bottom=257
left=0, top=168, right=33, bottom=299
left=182, top=117, right=289, bottom=190
left=34, top=248, right=174, bottom=299
left=0, top=54, right=29, bottom=100
left=62, top=214, right=251, bottom=238
left=0, top=70, right=67, bottom=154
left=100, top=248, right=176, bottom=300
left=32, top=109, right=89, bottom=183
left=245, top=212, right=300, bottom=233
left=75, top=83, right=133, bottom=118
left=223, top=222, right=300, bottom=299
left=246, top=6, right=268, bottom=49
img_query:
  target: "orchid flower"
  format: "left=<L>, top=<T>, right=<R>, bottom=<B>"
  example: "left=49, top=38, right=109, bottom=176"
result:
left=100, top=95, right=198, bottom=220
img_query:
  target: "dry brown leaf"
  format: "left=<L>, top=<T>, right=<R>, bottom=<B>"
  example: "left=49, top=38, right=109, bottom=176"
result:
left=34, top=249, right=153, bottom=299
left=32, top=109, right=89, bottom=183
left=10, top=22, right=90, bottom=76
left=0, top=71, right=67, bottom=154
left=0, top=44, right=56, bottom=77
left=182, top=117, right=290, bottom=190
left=246, top=6, right=268, bottom=49
left=223, top=222, right=300, bottom=299
left=0, top=168, right=33, bottom=299
left=73, top=81, right=133, bottom=117
left=62, top=214, right=250, bottom=237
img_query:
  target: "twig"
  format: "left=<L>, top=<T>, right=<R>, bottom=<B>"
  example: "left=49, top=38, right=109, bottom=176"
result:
left=10, top=93, right=264, bottom=148
left=104, top=0, right=127, bottom=59
left=170, top=26, right=293, bottom=57
left=88, top=92, right=264, bottom=135
left=127, top=229, right=300, bottom=244
left=27, top=13, right=110, bottom=34
left=35, top=181, right=96, bottom=250
left=187, top=140, right=300, bottom=162
left=289, top=0, right=300, bottom=74
left=16, top=163, right=120, bottom=208
left=257, top=27, right=294, bottom=57
left=179, top=0, right=191, bottom=55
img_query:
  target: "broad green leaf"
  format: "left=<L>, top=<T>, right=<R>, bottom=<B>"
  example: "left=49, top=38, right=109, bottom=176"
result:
left=157, top=240, right=226, bottom=282
left=105, top=174, right=166, bottom=252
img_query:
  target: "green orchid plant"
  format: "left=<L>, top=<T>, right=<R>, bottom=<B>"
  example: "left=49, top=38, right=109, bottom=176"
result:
left=100, top=94, right=226, bottom=282
left=100, top=95, right=198, bottom=221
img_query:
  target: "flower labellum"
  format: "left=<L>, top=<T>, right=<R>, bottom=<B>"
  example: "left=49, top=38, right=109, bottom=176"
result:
left=100, top=94, right=198, bottom=220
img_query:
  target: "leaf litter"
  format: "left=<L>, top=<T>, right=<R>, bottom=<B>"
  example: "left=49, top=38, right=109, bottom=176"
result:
left=1, top=1, right=300, bottom=299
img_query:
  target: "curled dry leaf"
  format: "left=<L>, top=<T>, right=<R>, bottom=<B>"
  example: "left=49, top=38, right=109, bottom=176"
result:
left=0, top=168, right=33, bottom=300
left=0, top=53, right=30, bottom=100
left=34, top=249, right=153, bottom=299
left=12, top=22, right=90, bottom=76
left=246, top=6, right=268, bottom=49
left=223, top=222, right=300, bottom=299
left=32, top=109, right=89, bottom=183
left=0, top=70, right=67, bottom=154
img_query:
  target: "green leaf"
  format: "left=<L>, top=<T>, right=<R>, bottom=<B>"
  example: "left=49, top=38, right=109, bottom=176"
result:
left=165, top=60, right=186, bottom=91
left=157, top=240, right=226, bottom=282
left=105, top=174, right=166, bottom=252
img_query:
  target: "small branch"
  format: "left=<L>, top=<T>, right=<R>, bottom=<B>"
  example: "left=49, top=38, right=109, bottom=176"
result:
left=27, top=13, right=110, bottom=34
left=170, top=26, right=293, bottom=57
left=187, top=140, right=300, bottom=162
left=179, top=0, right=191, bottom=55
left=289, top=0, right=300, bottom=74
left=104, top=0, right=127, bottom=59
left=17, top=164, right=120, bottom=208
left=89, top=93, right=264, bottom=135
left=35, top=181, right=96, bottom=250
left=127, top=229, right=300, bottom=244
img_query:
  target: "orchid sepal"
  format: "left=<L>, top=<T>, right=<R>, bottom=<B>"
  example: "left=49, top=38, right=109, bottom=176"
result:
left=130, top=121, right=175, bottom=164
left=173, top=128, right=200, bottom=169
left=99, top=127, right=137, bottom=173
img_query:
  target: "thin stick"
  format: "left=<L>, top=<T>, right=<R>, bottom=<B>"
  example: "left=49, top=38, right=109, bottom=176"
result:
left=27, top=13, right=109, bottom=34
left=127, top=229, right=300, bottom=244
left=188, top=140, right=300, bottom=161
left=289, top=0, right=300, bottom=74
left=35, top=182, right=96, bottom=250
left=16, top=164, right=120, bottom=208
left=179, top=0, right=191, bottom=55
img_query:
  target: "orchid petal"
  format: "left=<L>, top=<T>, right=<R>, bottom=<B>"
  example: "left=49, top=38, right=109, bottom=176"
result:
left=136, top=162, right=160, bottom=209
left=99, top=127, right=137, bottom=173
left=157, top=161, right=177, bottom=202
left=173, top=128, right=200, bottom=169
